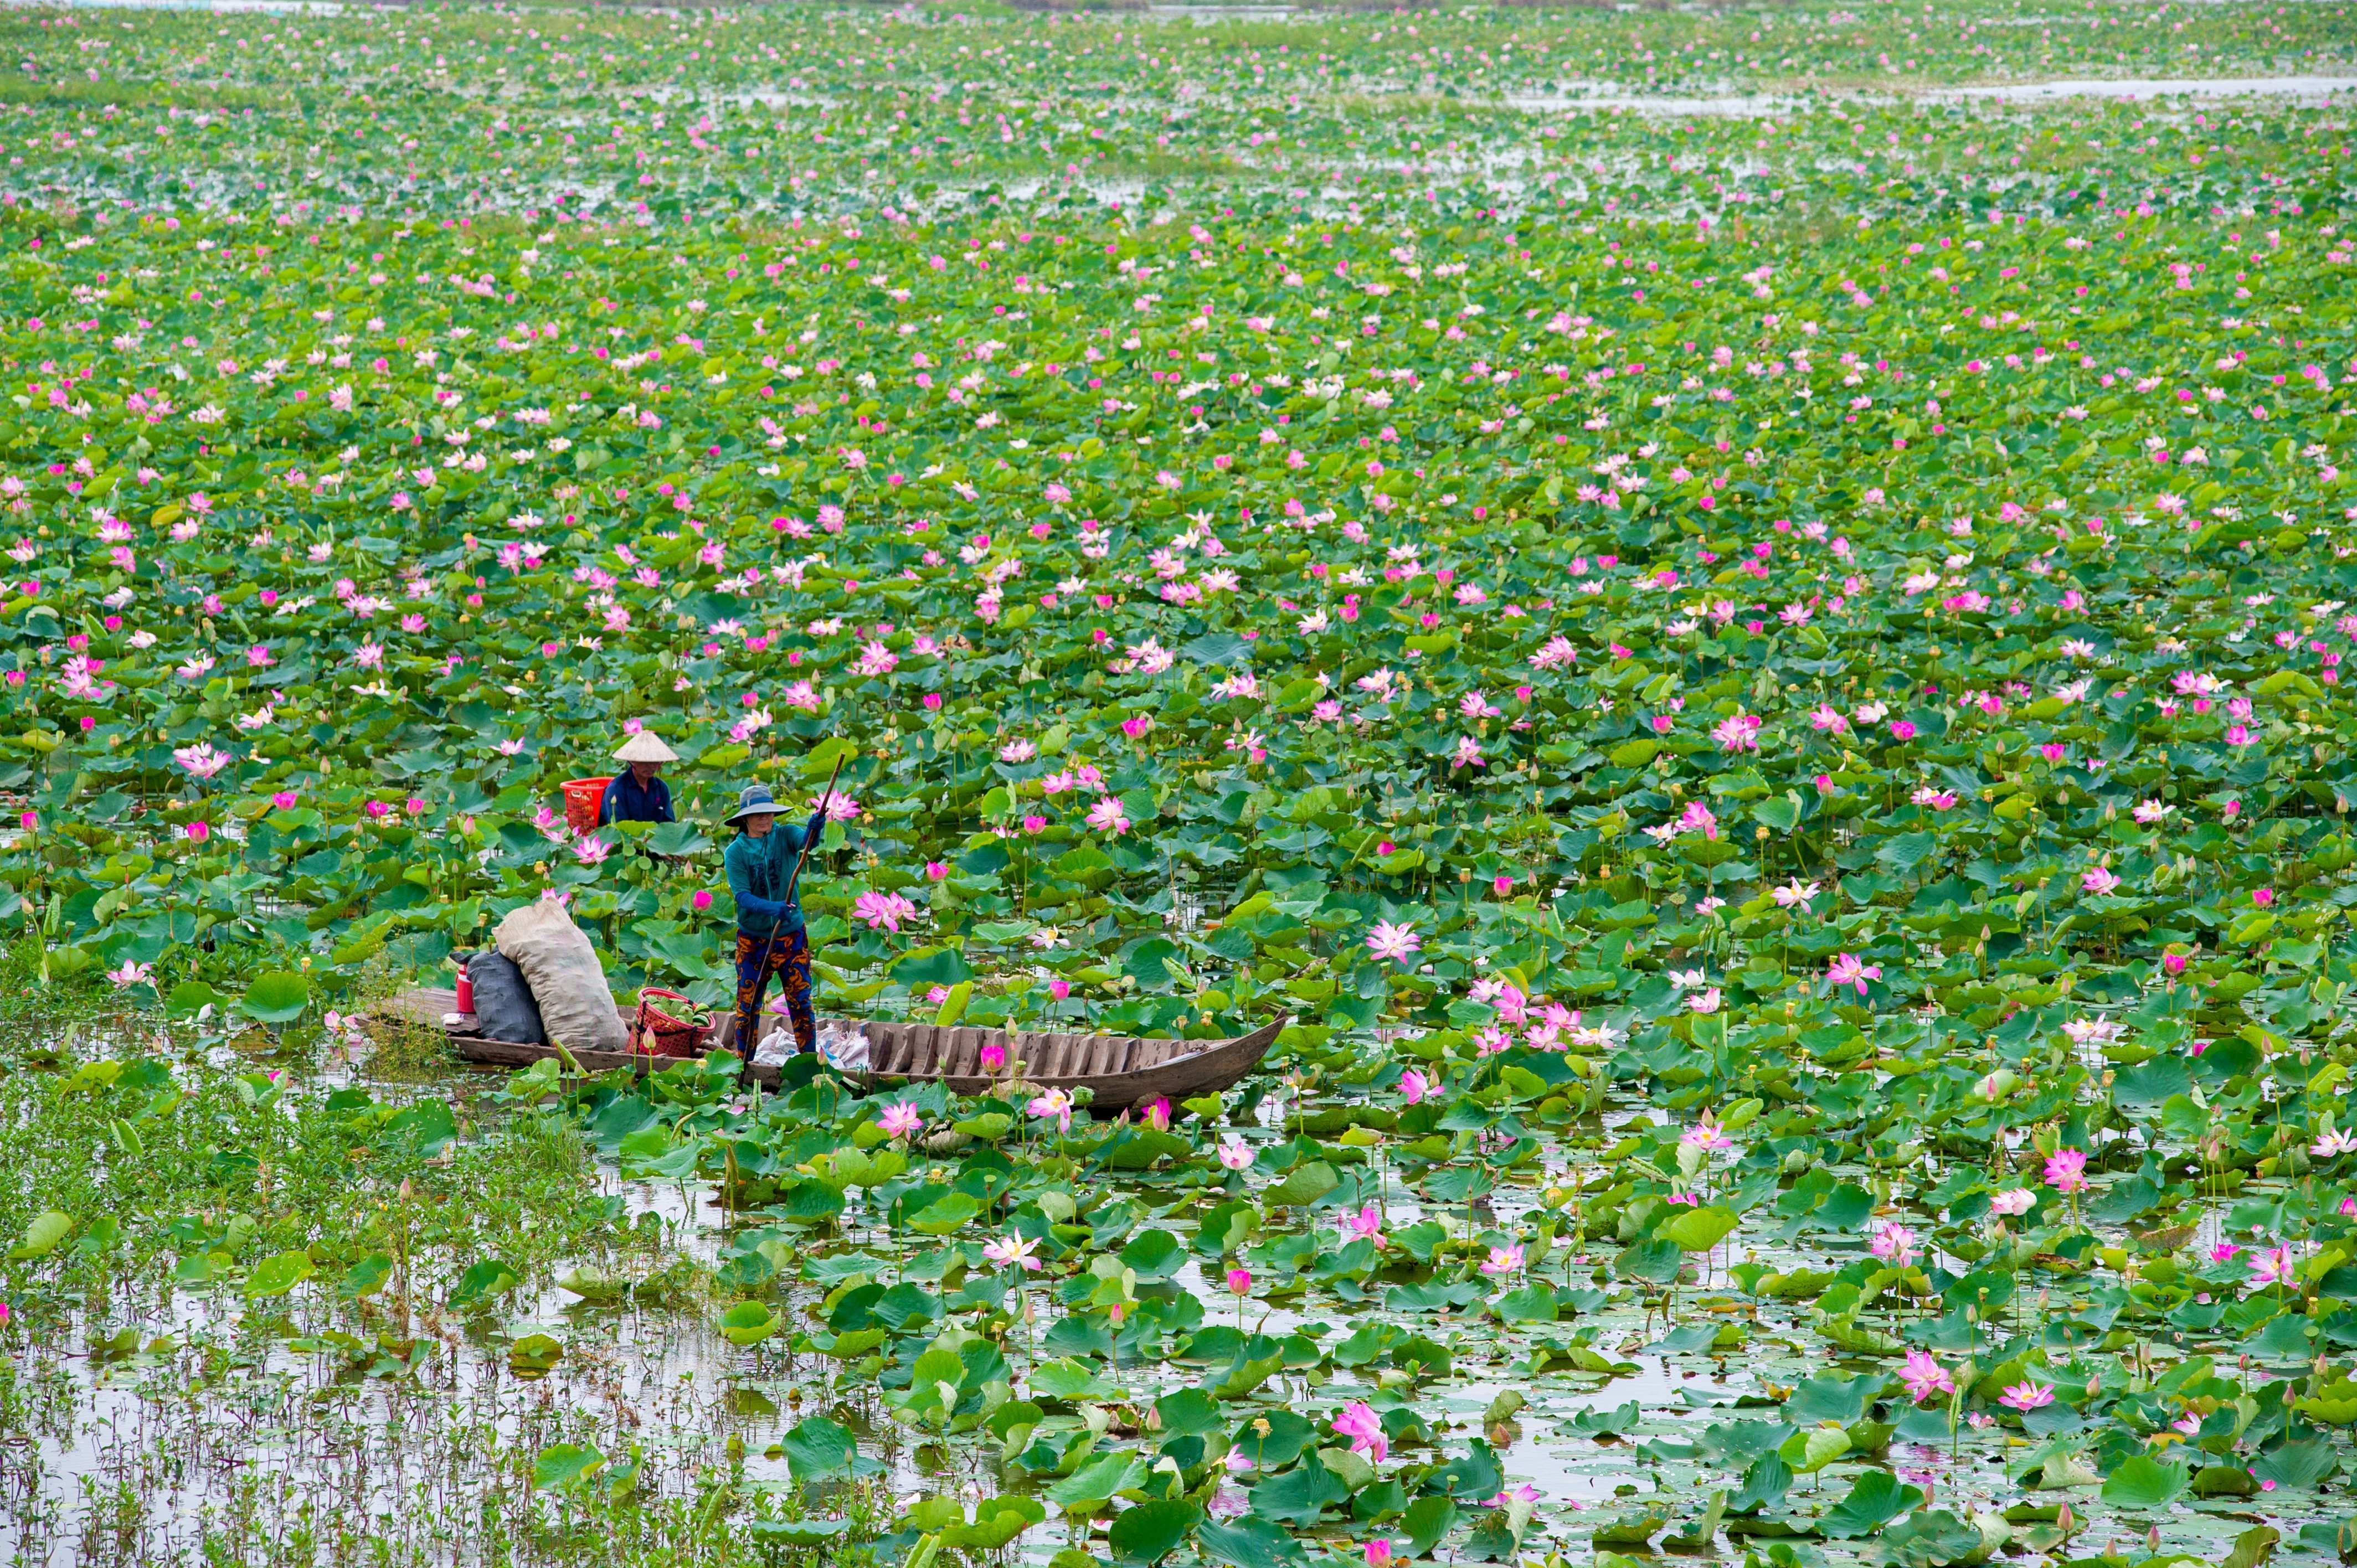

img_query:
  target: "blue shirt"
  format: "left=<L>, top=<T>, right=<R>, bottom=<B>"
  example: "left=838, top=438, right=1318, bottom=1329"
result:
left=724, top=821, right=814, bottom=937
left=600, top=771, right=673, bottom=826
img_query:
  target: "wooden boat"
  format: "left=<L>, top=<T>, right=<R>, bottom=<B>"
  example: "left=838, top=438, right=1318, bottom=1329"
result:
left=373, top=987, right=1286, bottom=1107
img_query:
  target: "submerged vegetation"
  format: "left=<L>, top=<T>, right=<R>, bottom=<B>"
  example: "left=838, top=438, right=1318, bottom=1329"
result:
left=4, top=0, right=2357, bottom=1564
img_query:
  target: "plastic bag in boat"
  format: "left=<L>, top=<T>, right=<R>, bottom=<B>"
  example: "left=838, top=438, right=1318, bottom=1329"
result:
left=465, top=951, right=545, bottom=1045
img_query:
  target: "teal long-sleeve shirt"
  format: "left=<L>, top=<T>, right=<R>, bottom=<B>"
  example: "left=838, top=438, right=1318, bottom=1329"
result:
left=724, top=822, right=812, bottom=937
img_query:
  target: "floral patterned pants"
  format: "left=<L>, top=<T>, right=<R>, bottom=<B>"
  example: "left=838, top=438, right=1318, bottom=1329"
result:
left=733, top=925, right=816, bottom=1057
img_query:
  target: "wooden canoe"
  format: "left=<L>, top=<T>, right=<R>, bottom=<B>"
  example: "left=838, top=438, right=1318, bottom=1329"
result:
left=373, top=987, right=1286, bottom=1106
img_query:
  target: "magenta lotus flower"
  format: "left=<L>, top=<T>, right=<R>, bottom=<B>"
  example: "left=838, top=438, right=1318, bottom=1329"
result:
left=1824, top=953, right=1881, bottom=995
left=1336, top=1204, right=1386, bottom=1249
left=2043, top=1147, right=2088, bottom=1194
left=1332, top=1400, right=1388, bottom=1463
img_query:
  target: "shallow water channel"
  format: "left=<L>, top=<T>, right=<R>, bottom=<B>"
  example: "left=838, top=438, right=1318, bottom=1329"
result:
left=4, top=1021, right=2348, bottom=1567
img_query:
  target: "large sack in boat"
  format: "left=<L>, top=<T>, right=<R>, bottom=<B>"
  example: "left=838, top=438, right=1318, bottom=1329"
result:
left=465, top=951, right=544, bottom=1045
left=493, top=899, right=627, bottom=1054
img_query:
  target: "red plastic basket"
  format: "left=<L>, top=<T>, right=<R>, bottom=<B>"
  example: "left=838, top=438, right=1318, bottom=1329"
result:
left=631, top=988, right=711, bottom=1058
left=563, top=776, right=613, bottom=835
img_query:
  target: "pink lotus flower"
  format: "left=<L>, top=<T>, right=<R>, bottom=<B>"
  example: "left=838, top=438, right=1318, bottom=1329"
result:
left=1332, top=1400, right=1388, bottom=1463
left=1998, top=1380, right=2055, bottom=1412
left=2249, top=1244, right=2305, bottom=1290
left=1480, top=1243, right=1525, bottom=1276
left=878, top=1102, right=924, bottom=1139
left=1336, top=1204, right=1386, bottom=1249
left=1901, top=1350, right=1955, bottom=1404
left=1400, top=1069, right=1434, bottom=1106
left=1825, top=953, right=1881, bottom=996
left=980, top=1043, right=1008, bottom=1072
left=1226, top=1267, right=1252, bottom=1295
left=1366, top=920, right=1421, bottom=965
left=1712, top=713, right=1763, bottom=751
left=1217, top=1137, right=1253, bottom=1170
left=853, top=889, right=918, bottom=933
left=1871, top=1222, right=1918, bottom=1268
left=1028, top=1087, right=1074, bottom=1133
left=1682, top=1113, right=1732, bottom=1151
left=984, top=1234, right=1041, bottom=1272
left=2043, top=1148, right=2088, bottom=1194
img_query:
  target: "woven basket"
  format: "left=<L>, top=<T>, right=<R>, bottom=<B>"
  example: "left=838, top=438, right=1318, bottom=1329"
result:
left=631, top=988, right=711, bottom=1058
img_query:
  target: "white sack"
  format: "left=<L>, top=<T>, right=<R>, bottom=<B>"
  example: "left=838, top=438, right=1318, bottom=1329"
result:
left=493, top=899, right=629, bottom=1055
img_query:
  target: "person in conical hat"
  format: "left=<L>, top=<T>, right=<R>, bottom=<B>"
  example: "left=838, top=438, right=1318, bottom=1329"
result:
left=600, top=729, right=678, bottom=826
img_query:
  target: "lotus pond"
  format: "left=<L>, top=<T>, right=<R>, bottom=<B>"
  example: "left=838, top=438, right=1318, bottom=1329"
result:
left=6, top=1, right=2357, bottom=1565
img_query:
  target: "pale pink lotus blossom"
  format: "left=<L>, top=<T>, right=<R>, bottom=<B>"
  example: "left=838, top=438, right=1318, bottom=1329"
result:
left=1366, top=920, right=1421, bottom=964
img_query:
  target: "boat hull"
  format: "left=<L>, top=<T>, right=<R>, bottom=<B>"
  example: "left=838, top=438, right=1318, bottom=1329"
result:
left=372, top=988, right=1284, bottom=1107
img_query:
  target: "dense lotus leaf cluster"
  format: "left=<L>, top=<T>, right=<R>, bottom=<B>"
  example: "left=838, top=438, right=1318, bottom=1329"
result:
left=3, top=3, right=2357, bottom=1566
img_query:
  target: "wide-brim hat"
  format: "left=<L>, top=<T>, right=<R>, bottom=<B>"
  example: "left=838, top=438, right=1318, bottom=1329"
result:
left=614, top=731, right=677, bottom=764
left=723, top=783, right=780, bottom=825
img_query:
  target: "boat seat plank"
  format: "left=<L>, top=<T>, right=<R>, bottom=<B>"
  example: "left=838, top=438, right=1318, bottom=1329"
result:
left=943, top=1027, right=981, bottom=1080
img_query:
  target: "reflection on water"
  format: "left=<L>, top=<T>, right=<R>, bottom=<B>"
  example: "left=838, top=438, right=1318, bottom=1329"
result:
left=1505, top=72, right=2357, bottom=118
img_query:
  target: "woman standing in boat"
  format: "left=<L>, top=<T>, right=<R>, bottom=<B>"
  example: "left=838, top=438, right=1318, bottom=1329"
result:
left=722, top=783, right=826, bottom=1058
